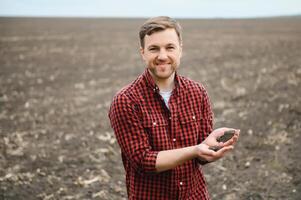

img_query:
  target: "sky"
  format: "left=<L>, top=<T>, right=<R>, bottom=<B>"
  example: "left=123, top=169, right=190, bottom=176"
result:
left=1, top=0, right=300, bottom=18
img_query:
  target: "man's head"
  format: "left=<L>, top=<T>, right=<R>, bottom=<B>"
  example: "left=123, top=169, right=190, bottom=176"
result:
left=139, top=17, right=183, bottom=81
left=139, top=16, right=182, bottom=49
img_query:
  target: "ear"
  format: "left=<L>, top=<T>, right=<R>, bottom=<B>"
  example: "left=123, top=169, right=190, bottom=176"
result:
left=140, top=46, right=145, bottom=60
left=179, top=43, right=183, bottom=58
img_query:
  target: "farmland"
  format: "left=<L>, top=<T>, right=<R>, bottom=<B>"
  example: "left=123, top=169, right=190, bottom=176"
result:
left=0, top=17, right=301, bottom=199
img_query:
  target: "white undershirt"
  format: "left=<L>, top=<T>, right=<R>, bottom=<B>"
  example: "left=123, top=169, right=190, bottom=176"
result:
left=159, top=90, right=172, bottom=109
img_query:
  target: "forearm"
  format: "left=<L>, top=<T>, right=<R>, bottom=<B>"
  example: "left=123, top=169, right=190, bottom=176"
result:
left=156, top=145, right=198, bottom=172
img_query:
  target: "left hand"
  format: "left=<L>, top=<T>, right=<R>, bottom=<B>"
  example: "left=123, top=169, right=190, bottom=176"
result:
left=203, top=127, right=240, bottom=151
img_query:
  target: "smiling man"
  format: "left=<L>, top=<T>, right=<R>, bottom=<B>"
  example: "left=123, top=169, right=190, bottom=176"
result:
left=108, top=16, right=240, bottom=200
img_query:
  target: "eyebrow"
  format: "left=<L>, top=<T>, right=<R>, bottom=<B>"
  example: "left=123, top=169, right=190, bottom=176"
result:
left=147, top=43, right=176, bottom=48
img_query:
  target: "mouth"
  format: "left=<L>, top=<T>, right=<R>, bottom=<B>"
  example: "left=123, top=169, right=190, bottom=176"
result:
left=155, top=60, right=171, bottom=66
left=154, top=57, right=172, bottom=65
left=156, top=63, right=170, bottom=66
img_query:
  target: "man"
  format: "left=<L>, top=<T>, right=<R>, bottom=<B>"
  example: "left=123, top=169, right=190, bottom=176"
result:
left=108, top=16, right=239, bottom=200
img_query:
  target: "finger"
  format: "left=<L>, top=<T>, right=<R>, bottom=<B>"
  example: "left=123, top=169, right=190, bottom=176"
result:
left=204, top=146, right=233, bottom=161
left=199, top=155, right=213, bottom=162
left=197, top=144, right=216, bottom=156
left=203, top=148, right=216, bottom=156
left=203, top=145, right=234, bottom=161
left=216, top=145, right=234, bottom=155
left=211, top=127, right=229, bottom=137
left=235, top=129, right=240, bottom=138
left=222, top=137, right=236, bottom=146
left=230, top=135, right=239, bottom=145
left=222, top=130, right=239, bottom=146
left=198, top=151, right=216, bottom=162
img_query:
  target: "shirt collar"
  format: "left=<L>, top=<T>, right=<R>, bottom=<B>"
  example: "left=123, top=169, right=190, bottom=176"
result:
left=143, top=68, right=184, bottom=93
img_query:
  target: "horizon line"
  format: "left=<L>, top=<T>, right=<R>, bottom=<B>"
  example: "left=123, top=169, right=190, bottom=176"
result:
left=0, top=13, right=300, bottom=20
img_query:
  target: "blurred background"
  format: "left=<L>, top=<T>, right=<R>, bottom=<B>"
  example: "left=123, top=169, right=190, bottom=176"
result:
left=1, top=0, right=301, bottom=199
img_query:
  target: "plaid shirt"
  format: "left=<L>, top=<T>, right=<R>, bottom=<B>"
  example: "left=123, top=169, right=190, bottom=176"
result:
left=109, top=69, right=213, bottom=200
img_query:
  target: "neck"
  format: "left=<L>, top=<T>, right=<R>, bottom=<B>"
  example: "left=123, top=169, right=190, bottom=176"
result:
left=151, top=71, right=175, bottom=92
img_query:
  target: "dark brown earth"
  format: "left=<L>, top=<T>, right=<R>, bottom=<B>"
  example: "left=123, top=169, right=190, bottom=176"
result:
left=0, top=17, right=300, bottom=200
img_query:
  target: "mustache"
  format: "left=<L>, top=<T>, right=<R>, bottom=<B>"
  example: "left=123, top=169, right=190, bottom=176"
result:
left=154, top=58, right=173, bottom=65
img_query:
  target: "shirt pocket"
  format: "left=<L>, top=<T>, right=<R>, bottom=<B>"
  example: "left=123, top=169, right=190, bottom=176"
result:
left=178, top=111, right=200, bottom=146
left=142, top=115, right=170, bottom=151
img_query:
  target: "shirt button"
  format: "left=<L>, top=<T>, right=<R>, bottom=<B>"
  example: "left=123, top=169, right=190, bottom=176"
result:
left=153, top=122, right=157, bottom=126
left=172, top=138, right=176, bottom=142
left=169, top=116, right=172, bottom=120
left=179, top=182, right=183, bottom=186
left=192, top=115, right=196, bottom=120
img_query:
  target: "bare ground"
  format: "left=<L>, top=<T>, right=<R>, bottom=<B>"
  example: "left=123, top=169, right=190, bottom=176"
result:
left=0, top=17, right=301, bottom=200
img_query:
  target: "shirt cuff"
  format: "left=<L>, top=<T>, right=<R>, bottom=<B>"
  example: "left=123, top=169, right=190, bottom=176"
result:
left=141, top=151, right=159, bottom=172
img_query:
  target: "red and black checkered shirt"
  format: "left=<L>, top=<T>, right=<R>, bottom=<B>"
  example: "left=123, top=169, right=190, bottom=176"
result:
left=108, top=69, right=213, bottom=200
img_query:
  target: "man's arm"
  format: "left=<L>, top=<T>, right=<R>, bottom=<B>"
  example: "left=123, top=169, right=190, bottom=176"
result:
left=156, top=146, right=198, bottom=172
left=109, top=94, right=159, bottom=173
left=155, top=128, right=238, bottom=172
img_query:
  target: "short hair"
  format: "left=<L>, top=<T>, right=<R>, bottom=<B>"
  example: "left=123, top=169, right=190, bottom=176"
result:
left=139, top=16, right=182, bottom=48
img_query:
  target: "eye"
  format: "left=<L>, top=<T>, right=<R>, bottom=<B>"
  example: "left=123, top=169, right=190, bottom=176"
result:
left=148, top=47, right=159, bottom=52
left=167, top=46, right=175, bottom=50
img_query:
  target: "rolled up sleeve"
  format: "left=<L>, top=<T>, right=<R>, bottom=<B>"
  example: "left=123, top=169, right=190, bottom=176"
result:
left=109, top=93, right=159, bottom=173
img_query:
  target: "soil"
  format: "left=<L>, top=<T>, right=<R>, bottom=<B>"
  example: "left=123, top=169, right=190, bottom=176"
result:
left=0, top=17, right=300, bottom=200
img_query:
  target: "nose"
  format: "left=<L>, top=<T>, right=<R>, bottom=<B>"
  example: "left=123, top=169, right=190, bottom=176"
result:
left=158, top=49, right=168, bottom=60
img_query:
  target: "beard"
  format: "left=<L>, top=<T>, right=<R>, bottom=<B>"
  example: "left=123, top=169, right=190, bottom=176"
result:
left=148, top=58, right=178, bottom=80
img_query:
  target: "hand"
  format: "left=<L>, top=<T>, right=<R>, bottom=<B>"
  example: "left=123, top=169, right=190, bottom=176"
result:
left=196, top=127, right=240, bottom=162
left=204, top=127, right=240, bottom=149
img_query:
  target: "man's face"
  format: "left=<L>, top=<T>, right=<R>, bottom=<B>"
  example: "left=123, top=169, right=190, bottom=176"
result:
left=140, top=28, right=182, bottom=81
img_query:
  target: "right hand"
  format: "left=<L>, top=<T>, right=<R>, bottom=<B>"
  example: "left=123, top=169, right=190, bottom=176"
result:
left=196, top=127, right=240, bottom=162
left=196, top=142, right=234, bottom=163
